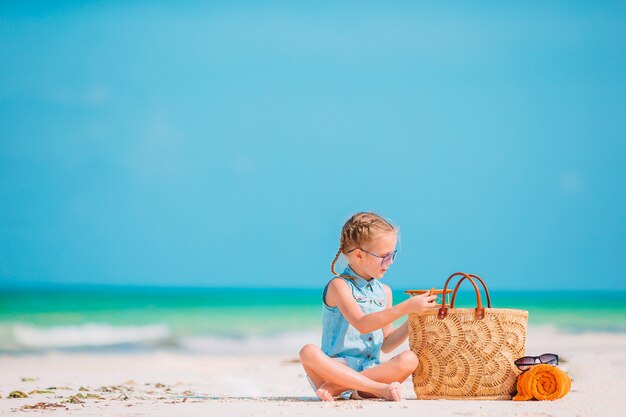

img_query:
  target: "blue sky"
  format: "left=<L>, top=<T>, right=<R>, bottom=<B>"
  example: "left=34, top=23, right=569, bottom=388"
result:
left=1, top=1, right=625, bottom=290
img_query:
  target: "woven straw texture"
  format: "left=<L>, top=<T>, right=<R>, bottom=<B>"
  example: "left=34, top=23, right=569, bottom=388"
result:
left=408, top=307, right=528, bottom=400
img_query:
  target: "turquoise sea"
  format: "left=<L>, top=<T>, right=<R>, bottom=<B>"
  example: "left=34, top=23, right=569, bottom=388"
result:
left=1, top=286, right=625, bottom=354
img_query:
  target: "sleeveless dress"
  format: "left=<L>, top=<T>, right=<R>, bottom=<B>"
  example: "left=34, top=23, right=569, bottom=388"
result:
left=321, top=265, right=387, bottom=372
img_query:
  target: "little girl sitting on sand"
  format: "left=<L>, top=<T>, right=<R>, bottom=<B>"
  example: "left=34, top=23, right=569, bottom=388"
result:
left=299, top=212, right=438, bottom=401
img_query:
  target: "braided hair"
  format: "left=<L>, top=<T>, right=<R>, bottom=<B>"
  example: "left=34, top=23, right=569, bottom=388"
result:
left=330, top=212, right=397, bottom=276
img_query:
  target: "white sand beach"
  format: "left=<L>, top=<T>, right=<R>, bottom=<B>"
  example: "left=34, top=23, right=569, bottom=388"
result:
left=1, top=326, right=625, bottom=417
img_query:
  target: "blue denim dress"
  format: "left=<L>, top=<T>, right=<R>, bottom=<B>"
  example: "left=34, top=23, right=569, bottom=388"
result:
left=321, top=265, right=387, bottom=372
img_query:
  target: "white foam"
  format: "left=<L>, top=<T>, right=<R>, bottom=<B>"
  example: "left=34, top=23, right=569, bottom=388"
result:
left=12, top=323, right=171, bottom=348
left=179, top=330, right=321, bottom=355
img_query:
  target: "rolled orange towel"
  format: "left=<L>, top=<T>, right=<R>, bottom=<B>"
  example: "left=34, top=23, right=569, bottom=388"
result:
left=513, top=364, right=571, bottom=401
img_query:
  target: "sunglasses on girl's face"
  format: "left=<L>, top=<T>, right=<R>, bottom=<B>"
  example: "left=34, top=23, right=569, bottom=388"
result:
left=514, top=353, right=559, bottom=371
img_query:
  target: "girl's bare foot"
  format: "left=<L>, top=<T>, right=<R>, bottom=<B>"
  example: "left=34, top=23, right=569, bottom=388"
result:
left=377, top=382, right=402, bottom=401
left=318, top=381, right=343, bottom=397
left=316, top=387, right=335, bottom=402
left=317, top=381, right=402, bottom=402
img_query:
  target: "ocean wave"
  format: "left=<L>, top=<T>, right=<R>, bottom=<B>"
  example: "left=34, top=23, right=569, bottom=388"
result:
left=9, top=323, right=172, bottom=349
left=0, top=322, right=321, bottom=354
left=178, top=330, right=321, bottom=355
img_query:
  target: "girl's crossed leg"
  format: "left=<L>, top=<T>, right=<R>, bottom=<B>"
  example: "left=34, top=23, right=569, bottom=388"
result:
left=299, top=344, right=418, bottom=401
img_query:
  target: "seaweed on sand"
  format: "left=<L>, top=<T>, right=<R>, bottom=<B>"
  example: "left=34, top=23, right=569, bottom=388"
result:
left=74, top=393, right=106, bottom=400
left=21, top=402, right=67, bottom=410
left=65, top=396, right=85, bottom=405
left=28, top=390, right=54, bottom=395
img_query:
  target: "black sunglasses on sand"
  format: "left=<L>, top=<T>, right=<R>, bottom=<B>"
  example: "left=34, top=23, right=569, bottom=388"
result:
left=514, top=353, right=559, bottom=371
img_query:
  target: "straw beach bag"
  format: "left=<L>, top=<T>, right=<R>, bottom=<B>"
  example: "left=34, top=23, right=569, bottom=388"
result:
left=407, top=272, right=528, bottom=400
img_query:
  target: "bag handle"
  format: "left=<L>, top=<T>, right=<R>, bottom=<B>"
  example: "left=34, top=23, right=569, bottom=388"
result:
left=450, top=273, right=492, bottom=309
left=437, top=272, right=485, bottom=320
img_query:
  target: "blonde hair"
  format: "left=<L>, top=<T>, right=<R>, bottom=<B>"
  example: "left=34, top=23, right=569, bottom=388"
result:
left=330, top=212, right=397, bottom=276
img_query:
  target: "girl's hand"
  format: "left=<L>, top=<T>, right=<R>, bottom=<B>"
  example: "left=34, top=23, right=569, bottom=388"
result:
left=404, top=292, right=438, bottom=313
